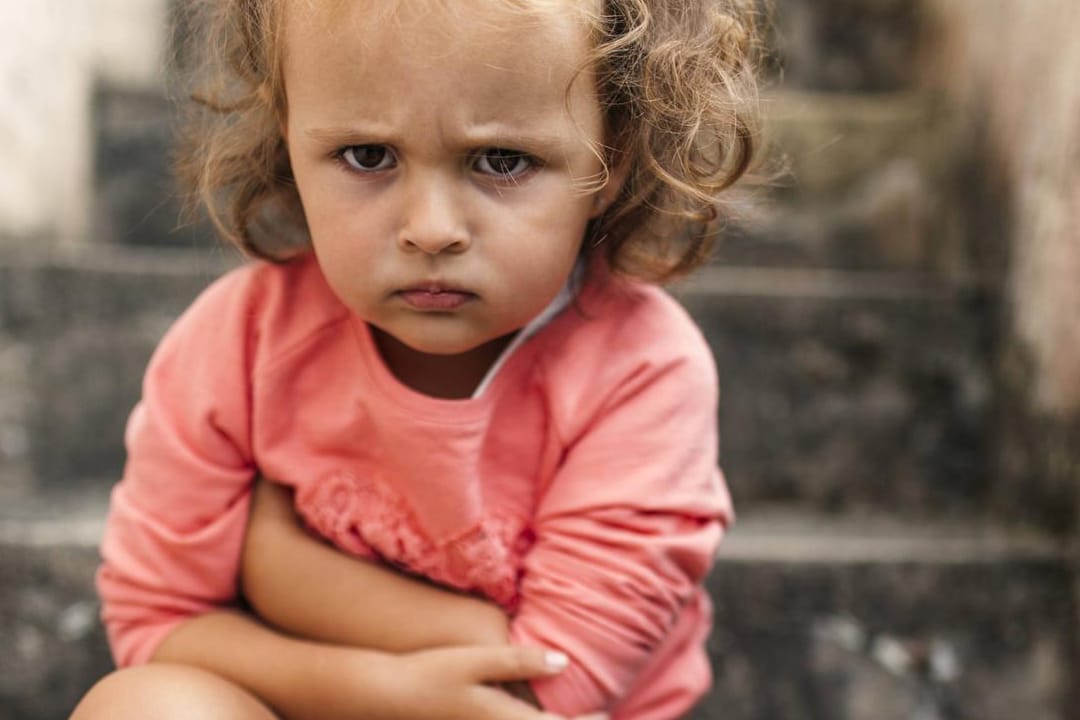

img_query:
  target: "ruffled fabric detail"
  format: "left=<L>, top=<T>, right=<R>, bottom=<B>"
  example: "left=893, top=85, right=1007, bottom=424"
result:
left=295, top=471, right=532, bottom=610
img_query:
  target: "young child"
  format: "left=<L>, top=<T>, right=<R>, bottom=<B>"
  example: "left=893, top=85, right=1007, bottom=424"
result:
left=73, top=0, right=762, bottom=718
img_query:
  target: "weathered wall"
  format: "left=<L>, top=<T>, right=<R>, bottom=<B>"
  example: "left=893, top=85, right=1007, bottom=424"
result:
left=0, top=0, right=168, bottom=246
left=923, top=0, right=1080, bottom=531
left=925, top=0, right=1080, bottom=417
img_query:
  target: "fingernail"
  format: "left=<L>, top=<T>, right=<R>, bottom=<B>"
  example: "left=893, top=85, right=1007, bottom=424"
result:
left=544, top=650, right=569, bottom=671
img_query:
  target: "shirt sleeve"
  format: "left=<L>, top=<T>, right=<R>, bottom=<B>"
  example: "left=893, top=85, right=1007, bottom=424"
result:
left=96, top=270, right=258, bottom=667
left=509, top=315, right=733, bottom=715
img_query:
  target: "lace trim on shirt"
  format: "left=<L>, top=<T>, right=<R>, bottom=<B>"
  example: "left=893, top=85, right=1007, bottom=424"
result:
left=294, top=471, right=532, bottom=611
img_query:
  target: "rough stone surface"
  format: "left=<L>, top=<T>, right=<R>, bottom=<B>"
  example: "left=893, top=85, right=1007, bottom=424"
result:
left=766, top=0, right=922, bottom=92
left=760, top=93, right=953, bottom=205
left=0, top=251, right=231, bottom=489
left=0, top=516, right=1072, bottom=720
left=691, top=551, right=1076, bottom=720
left=678, top=273, right=993, bottom=518
left=716, top=91, right=967, bottom=275
left=0, top=545, right=110, bottom=720
left=1, top=254, right=998, bottom=517
left=926, top=0, right=1080, bottom=416
left=924, top=0, right=1080, bottom=548
left=92, top=85, right=206, bottom=250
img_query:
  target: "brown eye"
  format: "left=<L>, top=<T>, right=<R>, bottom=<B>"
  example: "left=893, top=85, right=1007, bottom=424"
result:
left=475, top=148, right=532, bottom=178
left=342, top=145, right=396, bottom=171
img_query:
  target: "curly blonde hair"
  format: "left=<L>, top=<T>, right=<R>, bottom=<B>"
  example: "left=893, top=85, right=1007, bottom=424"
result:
left=174, top=0, right=765, bottom=282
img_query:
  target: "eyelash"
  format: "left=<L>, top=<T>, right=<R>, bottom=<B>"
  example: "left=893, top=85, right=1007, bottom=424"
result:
left=334, top=145, right=540, bottom=182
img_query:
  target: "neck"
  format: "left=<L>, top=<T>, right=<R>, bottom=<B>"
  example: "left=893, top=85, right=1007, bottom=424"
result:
left=370, top=327, right=515, bottom=400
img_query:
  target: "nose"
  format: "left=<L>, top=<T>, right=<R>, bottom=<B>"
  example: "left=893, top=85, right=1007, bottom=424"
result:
left=398, top=174, right=471, bottom=255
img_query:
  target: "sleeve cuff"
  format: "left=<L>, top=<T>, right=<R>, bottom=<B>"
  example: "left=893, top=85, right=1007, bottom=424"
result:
left=510, top=620, right=611, bottom=715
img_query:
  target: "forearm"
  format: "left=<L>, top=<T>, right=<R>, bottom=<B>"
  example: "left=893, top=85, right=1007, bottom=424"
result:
left=151, top=610, right=400, bottom=720
left=151, top=611, right=562, bottom=719
left=243, top=480, right=510, bottom=652
left=254, top=546, right=539, bottom=709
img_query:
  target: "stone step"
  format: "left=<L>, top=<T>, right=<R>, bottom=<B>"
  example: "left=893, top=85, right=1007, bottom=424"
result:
left=694, top=511, right=1078, bottom=720
left=716, top=91, right=965, bottom=274
left=1, top=250, right=998, bottom=518
left=91, top=83, right=214, bottom=250
left=675, top=267, right=1000, bottom=521
left=0, top=481, right=109, bottom=720
left=761, top=92, right=954, bottom=206
left=0, top=505, right=1073, bottom=720
left=0, top=248, right=235, bottom=490
left=766, top=0, right=924, bottom=92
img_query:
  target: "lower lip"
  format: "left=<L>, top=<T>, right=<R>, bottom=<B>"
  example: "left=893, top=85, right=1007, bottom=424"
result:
left=399, top=290, right=474, bottom=311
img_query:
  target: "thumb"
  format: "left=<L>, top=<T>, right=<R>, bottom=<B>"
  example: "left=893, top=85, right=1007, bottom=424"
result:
left=461, top=645, right=571, bottom=684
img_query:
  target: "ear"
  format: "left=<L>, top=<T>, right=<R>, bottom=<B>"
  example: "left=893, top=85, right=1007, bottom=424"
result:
left=589, top=146, right=631, bottom=218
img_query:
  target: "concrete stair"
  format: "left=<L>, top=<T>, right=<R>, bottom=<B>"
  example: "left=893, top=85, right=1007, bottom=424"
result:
left=695, top=515, right=1076, bottom=720
left=678, top=268, right=991, bottom=517
left=0, top=507, right=108, bottom=720
left=2, top=246, right=1076, bottom=719
left=2, top=489, right=1073, bottom=719
left=717, top=91, right=964, bottom=274
left=0, top=248, right=234, bottom=490
left=766, top=0, right=923, bottom=93
left=0, top=250, right=992, bottom=519
left=1, top=1, right=1076, bottom=718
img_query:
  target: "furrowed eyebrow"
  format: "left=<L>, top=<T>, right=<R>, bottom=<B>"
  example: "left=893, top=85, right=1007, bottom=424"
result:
left=462, top=125, right=569, bottom=155
left=303, top=124, right=569, bottom=156
left=304, top=125, right=400, bottom=144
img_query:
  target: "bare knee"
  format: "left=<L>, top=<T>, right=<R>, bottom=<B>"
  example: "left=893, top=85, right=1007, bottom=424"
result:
left=70, top=664, right=277, bottom=720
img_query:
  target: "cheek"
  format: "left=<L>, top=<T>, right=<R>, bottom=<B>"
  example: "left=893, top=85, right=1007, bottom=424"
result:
left=304, top=203, right=381, bottom=286
left=303, top=186, right=390, bottom=252
left=496, top=205, right=587, bottom=261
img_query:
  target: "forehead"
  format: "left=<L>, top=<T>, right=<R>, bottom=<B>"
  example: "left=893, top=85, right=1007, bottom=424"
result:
left=281, top=0, right=601, bottom=131
left=282, top=0, right=595, bottom=65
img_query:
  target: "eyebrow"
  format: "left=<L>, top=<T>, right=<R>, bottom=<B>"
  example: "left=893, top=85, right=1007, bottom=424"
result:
left=303, top=124, right=571, bottom=154
left=305, top=125, right=397, bottom=144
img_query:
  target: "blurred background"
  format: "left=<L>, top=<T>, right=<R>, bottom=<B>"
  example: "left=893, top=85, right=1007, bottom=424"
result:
left=0, top=0, right=1077, bottom=718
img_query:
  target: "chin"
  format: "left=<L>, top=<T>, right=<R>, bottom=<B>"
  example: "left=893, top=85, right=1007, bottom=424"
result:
left=391, top=329, right=495, bottom=357
left=408, top=340, right=479, bottom=356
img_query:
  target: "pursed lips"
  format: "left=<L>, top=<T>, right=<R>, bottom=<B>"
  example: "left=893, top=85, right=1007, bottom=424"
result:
left=396, top=281, right=476, bottom=311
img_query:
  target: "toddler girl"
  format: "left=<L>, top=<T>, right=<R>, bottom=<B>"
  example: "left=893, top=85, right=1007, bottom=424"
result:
left=72, top=0, right=762, bottom=718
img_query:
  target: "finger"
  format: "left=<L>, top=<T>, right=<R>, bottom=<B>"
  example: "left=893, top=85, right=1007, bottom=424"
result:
left=472, top=684, right=568, bottom=720
left=456, top=645, right=571, bottom=683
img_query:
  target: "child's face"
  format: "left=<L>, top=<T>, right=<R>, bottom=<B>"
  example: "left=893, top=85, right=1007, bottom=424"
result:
left=283, top=0, right=610, bottom=358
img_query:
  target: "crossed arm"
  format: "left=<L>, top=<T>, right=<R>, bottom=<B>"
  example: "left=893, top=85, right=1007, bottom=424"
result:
left=141, top=479, right=564, bottom=720
left=239, top=479, right=514, bottom=653
left=93, top=267, right=722, bottom=719
left=240, top=479, right=545, bottom=708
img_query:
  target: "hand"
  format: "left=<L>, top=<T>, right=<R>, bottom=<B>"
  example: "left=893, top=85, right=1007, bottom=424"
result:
left=383, top=644, right=609, bottom=720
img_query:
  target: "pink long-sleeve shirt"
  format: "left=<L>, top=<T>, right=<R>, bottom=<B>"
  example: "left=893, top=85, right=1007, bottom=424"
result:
left=97, top=253, right=733, bottom=718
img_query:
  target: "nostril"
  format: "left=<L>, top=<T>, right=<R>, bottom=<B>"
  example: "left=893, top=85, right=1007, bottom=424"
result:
left=398, top=182, right=470, bottom=253
left=399, top=231, right=470, bottom=255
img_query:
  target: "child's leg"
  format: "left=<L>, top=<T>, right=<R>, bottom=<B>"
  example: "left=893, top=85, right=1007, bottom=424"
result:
left=70, top=664, right=277, bottom=720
